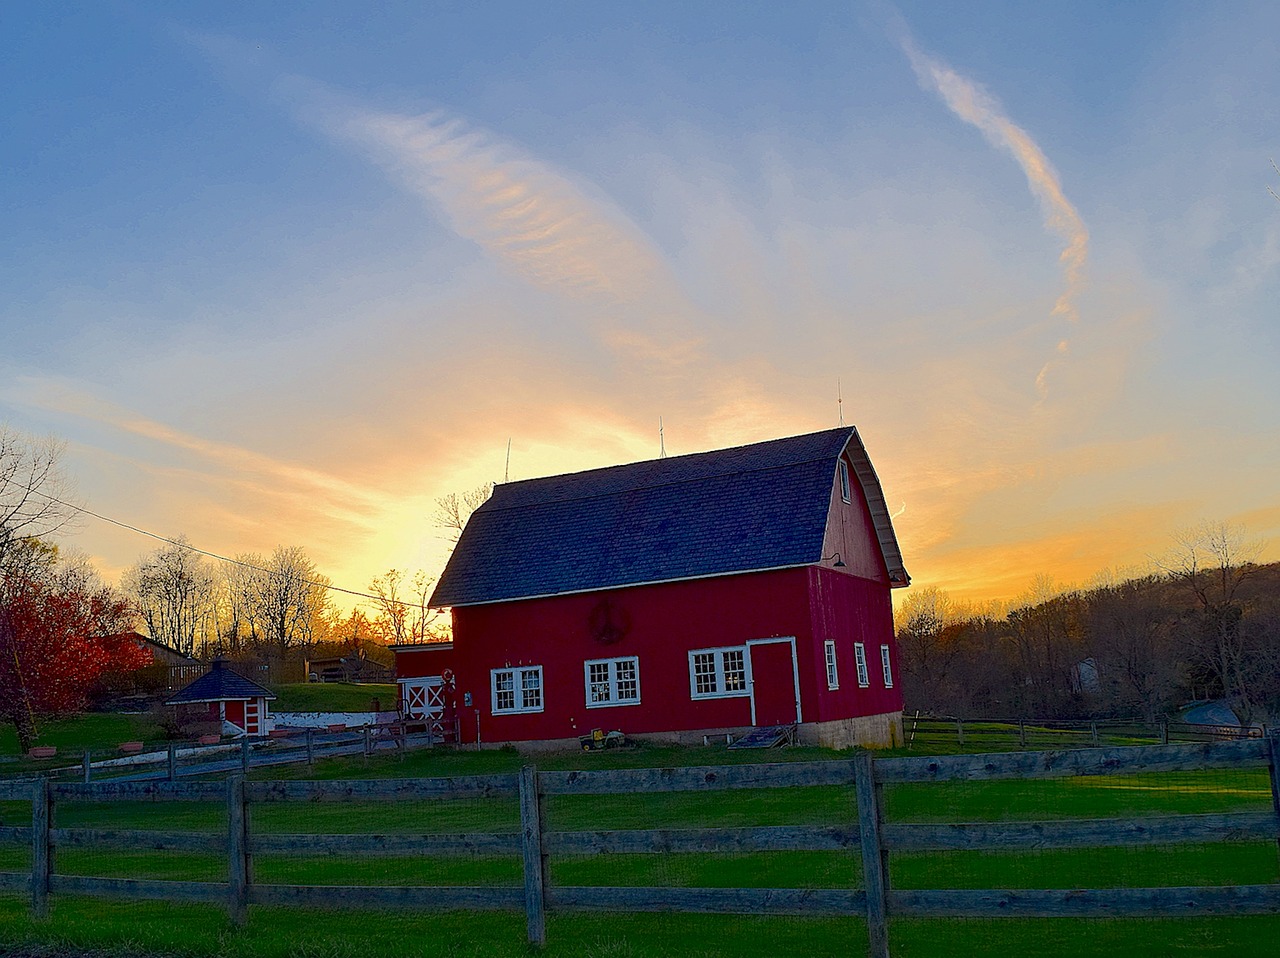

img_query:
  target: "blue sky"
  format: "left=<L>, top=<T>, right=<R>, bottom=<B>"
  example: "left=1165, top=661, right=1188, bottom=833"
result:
left=3, top=2, right=1278, bottom=607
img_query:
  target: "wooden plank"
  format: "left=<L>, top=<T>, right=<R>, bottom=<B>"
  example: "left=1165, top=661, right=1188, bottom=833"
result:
left=248, top=883, right=524, bottom=910
left=0, top=780, right=37, bottom=801
left=882, top=811, right=1280, bottom=851
left=227, top=774, right=248, bottom=927
left=854, top=751, right=889, bottom=958
left=51, top=828, right=227, bottom=853
left=31, top=777, right=51, bottom=920
left=548, top=885, right=865, bottom=916
left=52, top=781, right=225, bottom=802
left=251, top=832, right=521, bottom=856
left=538, top=761, right=857, bottom=795
left=0, top=872, right=29, bottom=891
left=0, top=826, right=33, bottom=845
left=246, top=775, right=519, bottom=802
left=875, top=739, right=1268, bottom=783
left=519, top=765, right=547, bottom=947
left=50, top=875, right=226, bottom=903
left=545, top=825, right=860, bottom=855
left=890, top=884, right=1280, bottom=918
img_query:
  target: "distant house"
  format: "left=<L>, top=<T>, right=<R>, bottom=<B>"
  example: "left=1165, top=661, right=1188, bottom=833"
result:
left=394, top=426, right=910, bottom=749
left=305, top=651, right=393, bottom=684
left=164, top=658, right=275, bottom=737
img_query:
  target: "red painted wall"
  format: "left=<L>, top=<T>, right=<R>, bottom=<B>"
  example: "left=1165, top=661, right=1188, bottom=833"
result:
left=395, top=644, right=457, bottom=679
left=406, top=564, right=902, bottom=745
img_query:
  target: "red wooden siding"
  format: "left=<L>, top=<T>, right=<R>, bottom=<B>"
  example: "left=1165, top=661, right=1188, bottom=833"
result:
left=431, top=564, right=901, bottom=745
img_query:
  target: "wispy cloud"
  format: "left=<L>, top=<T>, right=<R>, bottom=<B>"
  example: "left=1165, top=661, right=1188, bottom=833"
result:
left=898, top=31, right=1089, bottom=398
left=278, top=79, right=676, bottom=306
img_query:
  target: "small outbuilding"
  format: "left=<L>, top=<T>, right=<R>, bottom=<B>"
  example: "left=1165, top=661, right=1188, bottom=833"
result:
left=165, top=659, right=276, bottom=737
left=395, top=425, right=910, bottom=749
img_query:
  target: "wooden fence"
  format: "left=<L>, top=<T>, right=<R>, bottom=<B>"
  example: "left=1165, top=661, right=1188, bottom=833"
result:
left=2, top=738, right=1280, bottom=957
left=904, top=714, right=1266, bottom=751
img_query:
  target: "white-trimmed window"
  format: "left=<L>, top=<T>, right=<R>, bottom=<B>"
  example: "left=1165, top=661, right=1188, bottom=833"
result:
left=880, top=645, right=894, bottom=688
left=854, top=642, right=870, bottom=687
left=585, top=656, right=641, bottom=708
left=491, top=666, right=543, bottom=714
left=838, top=460, right=852, bottom=503
left=824, top=640, right=839, bottom=690
left=689, top=647, right=749, bottom=699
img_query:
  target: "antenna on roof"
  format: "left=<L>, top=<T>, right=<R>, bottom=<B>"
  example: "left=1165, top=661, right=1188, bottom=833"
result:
left=504, top=438, right=512, bottom=483
left=837, top=379, right=845, bottom=426
left=659, top=417, right=667, bottom=459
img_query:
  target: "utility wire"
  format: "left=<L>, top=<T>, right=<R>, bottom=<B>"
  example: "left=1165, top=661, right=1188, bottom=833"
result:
left=0, top=478, right=435, bottom=610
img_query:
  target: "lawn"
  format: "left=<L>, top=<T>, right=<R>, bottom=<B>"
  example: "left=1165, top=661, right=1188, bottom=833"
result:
left=1, top=740, right=1277, bottom=956
left=268, top=683, right=398, bottom=713
left=0, top=712, right=163, bottom=759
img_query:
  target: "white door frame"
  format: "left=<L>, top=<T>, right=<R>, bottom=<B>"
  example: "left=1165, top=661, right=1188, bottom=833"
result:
left=745, top=636, right=802, bottom=726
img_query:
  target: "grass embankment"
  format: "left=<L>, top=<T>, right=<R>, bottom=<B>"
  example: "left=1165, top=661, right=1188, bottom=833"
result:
left=2, top=741, right=1278, bottom=956
left=268, top=683, right=398, bottom=713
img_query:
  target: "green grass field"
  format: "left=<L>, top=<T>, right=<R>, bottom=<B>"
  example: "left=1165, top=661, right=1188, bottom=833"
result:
left=1, top=740, right=1278, bottom=956
left=0, top=713, right=164, bottom=759
left=268, top=683, right=398, bottom=713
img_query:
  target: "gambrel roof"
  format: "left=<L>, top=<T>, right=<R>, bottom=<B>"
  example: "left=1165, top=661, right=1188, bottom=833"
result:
left=431, top=426, right=909, bottom=608
left=164, top=659, right=276, bottom=705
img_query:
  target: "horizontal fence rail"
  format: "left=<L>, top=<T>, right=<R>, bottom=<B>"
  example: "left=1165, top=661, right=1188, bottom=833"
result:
left=1, top=738, right=1278, bottom=957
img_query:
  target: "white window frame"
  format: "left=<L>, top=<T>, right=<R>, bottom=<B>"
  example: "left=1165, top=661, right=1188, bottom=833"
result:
left=838, top=460, right=852, bottom=503
left=824, top=640, right=839, bottom=690
left=688, top=646, right=750, bottom=700
left=880, top=644, right=894, bottom=688
left=854, top=642, right=870, bottom=688
left=584, top=656, right=641, bottom=709
left=490, top=665, right=544, bottom=715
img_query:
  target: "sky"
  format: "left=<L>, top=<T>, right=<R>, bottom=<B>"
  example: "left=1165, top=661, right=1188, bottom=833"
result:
left=3, top=1, right=1278, bottom=612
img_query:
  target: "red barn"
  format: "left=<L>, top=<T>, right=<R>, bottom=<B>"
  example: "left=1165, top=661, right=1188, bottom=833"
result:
left=395, top=426, right=910, bottom=749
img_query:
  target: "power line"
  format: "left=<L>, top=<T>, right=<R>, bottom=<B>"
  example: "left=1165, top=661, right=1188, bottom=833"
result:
left=0, top=478, right=434, bottom=610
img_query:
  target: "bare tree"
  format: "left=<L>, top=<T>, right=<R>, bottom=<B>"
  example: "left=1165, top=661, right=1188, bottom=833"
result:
left=368, top=568, right=441, bottom=644
left=121, top=536, right=218, bottom=656
left=434, top=483, right=493, bottom=543
left=1157, top=521, right=1265, bottom=720
left=0, top=428, right=78, bottom=577
left=237, top=546, right=332, bottom=671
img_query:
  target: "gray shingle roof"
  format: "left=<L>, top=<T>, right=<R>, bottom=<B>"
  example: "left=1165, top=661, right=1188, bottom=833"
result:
left=165, top=660, right=276, bottom=705
left=431, top=426, right=908, bottom=608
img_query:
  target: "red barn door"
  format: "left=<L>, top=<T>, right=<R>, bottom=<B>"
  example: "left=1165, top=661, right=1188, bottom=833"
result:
left=747, top=638, right=801, bottom=726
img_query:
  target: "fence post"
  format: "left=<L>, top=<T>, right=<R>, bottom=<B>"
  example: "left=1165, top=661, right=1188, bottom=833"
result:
left=1267, top=733, right=1280, bottom=866
left=240, top=738, right=250, bottom=773
left=305, top=728, right=314, bottom=767
left=854, top=751, right=889, bottom=958
left=30, top=777, right=53, bottom=920
left=1090, top=722, right=1099, bottom=746
left=1160, top=722, right=1169, bottom=745
left=363, top=726, right=372, bottom=760
left=1018, top=719, right=1027, bottom=748
left=955, top=719, right=964, bottom=746
left=82, top=749, right=91, bottom=784
left=167, top=742, right=177, bottom=782
left=519, top=765, right=548, bottom=948
left=227, top=773, right=249, bottom=927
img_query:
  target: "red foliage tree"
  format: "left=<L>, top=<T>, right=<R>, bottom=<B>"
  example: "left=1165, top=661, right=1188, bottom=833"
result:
left=0, top=569, right=148, bottom=751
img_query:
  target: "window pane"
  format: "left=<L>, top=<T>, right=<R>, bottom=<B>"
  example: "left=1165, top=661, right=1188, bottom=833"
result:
left=615, top=659, right=638, bottom=701
left=588, top=662, right=611, bottom=703
left=521, top=668, right=542, bottom=709
left=722, top=649, right=746, bottom=692
left=494, top=670, right=515, bottom=712
left=693, top=653, right=718, bottom=694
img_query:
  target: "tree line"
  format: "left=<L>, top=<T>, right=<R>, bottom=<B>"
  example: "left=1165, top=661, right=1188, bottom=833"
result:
left=0, top=425, right=490, bottom=749
left=896, top=522, right=1279, bottom=725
